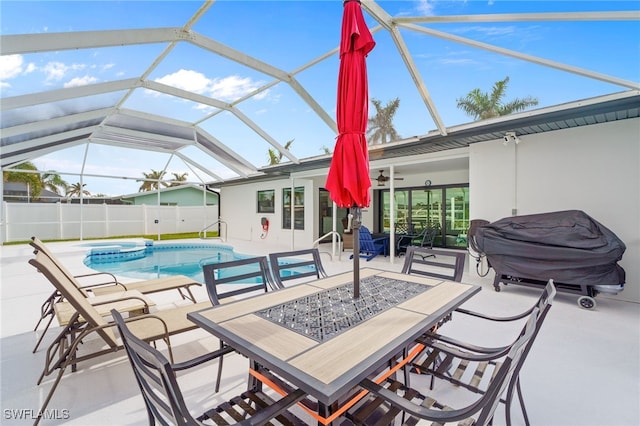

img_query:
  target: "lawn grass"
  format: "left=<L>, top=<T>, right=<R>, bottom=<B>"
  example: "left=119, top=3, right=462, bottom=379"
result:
left=3, top=232, right=218, bottom=246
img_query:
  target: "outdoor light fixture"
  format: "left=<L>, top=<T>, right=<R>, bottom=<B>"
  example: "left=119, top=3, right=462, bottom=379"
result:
left=503, top=132, right=520, bottom=145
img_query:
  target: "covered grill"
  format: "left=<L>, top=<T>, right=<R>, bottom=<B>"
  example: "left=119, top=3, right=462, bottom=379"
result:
left=472, top=210, right=625, bottom=309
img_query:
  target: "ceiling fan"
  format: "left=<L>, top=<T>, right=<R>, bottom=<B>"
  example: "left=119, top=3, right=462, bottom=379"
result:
left=374, top=170, right=404, bottom=187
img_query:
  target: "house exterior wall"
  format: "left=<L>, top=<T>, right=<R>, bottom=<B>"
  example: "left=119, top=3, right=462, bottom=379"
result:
left=469, top=118, right=639, bottom=303
left=220, top=178, right=316, bottom=250
left=124, top=187, right=218, bottom=206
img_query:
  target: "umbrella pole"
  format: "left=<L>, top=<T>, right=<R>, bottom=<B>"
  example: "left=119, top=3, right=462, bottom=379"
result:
left=351, top=206, right=361, bottom=298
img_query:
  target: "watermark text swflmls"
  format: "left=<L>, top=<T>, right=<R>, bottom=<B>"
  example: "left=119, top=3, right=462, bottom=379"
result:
left=4, top=409, right=70, bottom=420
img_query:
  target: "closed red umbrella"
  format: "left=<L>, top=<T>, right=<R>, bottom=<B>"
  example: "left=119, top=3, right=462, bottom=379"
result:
left=325, top=0, right=375, bottom=298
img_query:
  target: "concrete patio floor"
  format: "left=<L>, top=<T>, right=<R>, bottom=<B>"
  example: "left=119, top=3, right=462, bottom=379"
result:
left=1, top=238, right=638, bottom=425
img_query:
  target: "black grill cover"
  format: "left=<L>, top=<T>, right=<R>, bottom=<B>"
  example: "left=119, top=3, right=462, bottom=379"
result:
left=475, top=210, right=626, bottom=287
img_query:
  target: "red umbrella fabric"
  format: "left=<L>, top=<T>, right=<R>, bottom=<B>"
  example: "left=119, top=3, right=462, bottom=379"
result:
left=325, top=0, right=375, bottom=208
left=326, top=0, right=375, bottom=298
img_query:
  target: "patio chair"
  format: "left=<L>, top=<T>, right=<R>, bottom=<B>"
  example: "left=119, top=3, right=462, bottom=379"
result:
left=411, top=279, right=556, bottom=425
left=30, top=237, right=201, bottom=351
left=350, top=226, right=387, bottom=262
left=202, top=256, right=276, bottom=392
left=202, top=256, right=277, bottom=305
left=268, top=248, right=328, bottom=288
left=397, top=224, right=440, bottom=255
left=28, top=250, right=219, bottom=425
left=111, top=310, right=308, bottom=426
left=348, top=306, right=540, bottom=426
left=401, top=246, right=467, bottom=282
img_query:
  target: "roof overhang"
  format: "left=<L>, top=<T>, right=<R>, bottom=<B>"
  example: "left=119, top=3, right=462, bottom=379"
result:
left=214, top=89, right=640, bottom=187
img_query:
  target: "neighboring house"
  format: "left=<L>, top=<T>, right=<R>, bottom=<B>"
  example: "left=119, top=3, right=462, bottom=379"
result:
left=119, top=184, right=219, bottom=206
left=2, top=182, right=62, bottom=203
left=2, top=182, right=128, bottom=204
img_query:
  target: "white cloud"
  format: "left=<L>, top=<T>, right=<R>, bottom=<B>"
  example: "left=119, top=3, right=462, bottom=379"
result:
left=0, top=54, right=24, bottom=80
left=25, top=63, right=37, bottom=73
left=209, top=75, right=263, bottom=100
left=64, top=75, right=99, bottom=88
left=415, top=0, right=435, bottom=16
left=42, top=61, right=87, bottom=82
left=43, top=62, right=69, bottom=81
left=154, top=69, right=266, bottom=102
left=155, top=69, right=211, bottom=93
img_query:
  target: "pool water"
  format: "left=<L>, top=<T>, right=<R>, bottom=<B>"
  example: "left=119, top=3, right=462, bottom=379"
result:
left=83, top=243, right=245, bottom=284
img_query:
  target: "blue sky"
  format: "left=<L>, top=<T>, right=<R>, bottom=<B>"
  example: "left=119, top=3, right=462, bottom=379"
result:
left=1, top=1, right=639, bottom=196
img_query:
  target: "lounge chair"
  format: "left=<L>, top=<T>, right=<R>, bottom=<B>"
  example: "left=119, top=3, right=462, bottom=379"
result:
left=31, top=237, right=201, bottom=300
left=30, top=237, right=202, bottom=351
left=348, top=306, right=541, bottom=426
left=28, top=249, right=217, bottom=425
left=268, top=248, right=328, bottom=288
left=111, top=309, right=307, bottom=426
left=350, top=226, right=387, bottom=261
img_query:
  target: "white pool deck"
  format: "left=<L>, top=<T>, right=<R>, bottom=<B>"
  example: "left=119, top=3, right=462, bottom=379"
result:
left=1, top=238, right=639, bottom=425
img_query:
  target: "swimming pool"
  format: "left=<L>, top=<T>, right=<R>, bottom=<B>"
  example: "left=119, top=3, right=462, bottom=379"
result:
left=83, top=242, right=246, bottom=284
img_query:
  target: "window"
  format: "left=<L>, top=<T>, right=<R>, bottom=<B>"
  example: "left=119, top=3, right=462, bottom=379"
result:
left=257, top=190, right=275, bottom=213
left=283, top=187, right=304, bottom=230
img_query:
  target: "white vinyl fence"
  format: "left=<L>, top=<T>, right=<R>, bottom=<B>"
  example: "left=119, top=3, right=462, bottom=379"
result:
left=1, top=202, right=219, bottom=243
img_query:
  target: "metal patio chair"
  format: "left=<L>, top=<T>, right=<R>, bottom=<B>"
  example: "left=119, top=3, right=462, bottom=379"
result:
left=201, top=256, right=277, bottom=392
left=410, top=279, right=557, bottom=425
left=401, top=246, right=467, bottom=282
left=111, top=309, right=308, bottom=426
left=268, top=248, right=328, bottom=288
left=397, top=223, right=440, bottom=255
left=349, top=306, right=540, bottom=426
left=202, top=256, right=277, bottom=305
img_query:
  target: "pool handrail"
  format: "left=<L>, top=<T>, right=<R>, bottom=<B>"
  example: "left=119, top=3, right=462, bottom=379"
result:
left=199, top=219, right=227, bottom=242
left=312, top=231, right=342, bottom=262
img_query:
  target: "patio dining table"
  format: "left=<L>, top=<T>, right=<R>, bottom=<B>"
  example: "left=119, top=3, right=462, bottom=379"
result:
left=188, top=268, right=480, bottom=423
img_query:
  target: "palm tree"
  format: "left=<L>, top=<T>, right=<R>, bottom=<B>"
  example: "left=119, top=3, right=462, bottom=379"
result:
left=367, top=98, right=401, bottom=145
left=267, top=139, right=294, bottom=165
left=40, top=171, right=68, bottom=195
left=169, top=172, right=188, bottom=187
left=66, top=182, right=91, bottom=198
left=2, top=161, right=43, bottom=199
left=456, top=76, right=539, bottom=120
left=137, top=170, right=168, bottom=192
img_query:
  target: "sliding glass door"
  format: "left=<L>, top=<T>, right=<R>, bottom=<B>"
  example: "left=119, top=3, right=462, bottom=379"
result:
left=379, top=184, right=469, bottom=248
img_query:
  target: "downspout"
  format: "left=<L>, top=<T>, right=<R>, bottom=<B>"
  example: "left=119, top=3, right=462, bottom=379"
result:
left=290, top=177, right=295, bottom=249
